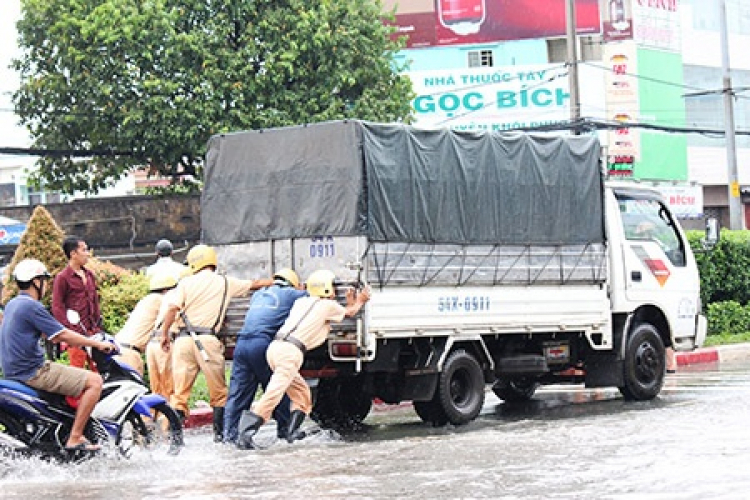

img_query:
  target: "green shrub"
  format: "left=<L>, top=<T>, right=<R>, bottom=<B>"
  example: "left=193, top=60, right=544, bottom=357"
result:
left=706, top=300, right=750, bottom=336
left=98, top=273, right=149, bottom=333
left=688, top=229, right=750, bottom=307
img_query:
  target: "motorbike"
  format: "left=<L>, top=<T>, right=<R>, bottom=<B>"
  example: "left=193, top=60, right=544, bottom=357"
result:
left=0, top=311, right=184, bottom=461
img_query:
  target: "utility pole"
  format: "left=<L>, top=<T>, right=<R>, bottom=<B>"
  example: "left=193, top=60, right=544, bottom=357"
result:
left=566, top=0, right=581, bottom=134
left=719, top=0, right=743, bottom=229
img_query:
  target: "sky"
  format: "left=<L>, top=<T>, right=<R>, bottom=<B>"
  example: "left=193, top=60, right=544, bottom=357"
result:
left=0, top=0, right=33, bottom=169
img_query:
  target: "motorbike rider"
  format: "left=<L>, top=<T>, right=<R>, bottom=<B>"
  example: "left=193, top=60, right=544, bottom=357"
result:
left=159, top=244, right=273, bottom=441
left=224, top=268, right=308, bottom=446
left=114, top=273, right=177, bottom=376
left=237, top=270, right=370, bottom=449
left=0, top=259, right=115, bottom=452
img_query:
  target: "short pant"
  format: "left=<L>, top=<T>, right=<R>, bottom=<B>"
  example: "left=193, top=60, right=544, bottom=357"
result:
left=25, top=361, right=89, bottom=397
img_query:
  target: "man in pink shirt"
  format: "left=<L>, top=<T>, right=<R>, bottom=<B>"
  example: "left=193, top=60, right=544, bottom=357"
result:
left=52, top=236, right=102, bottom=371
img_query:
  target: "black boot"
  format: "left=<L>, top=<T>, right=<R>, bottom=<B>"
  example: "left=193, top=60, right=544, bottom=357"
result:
left=175, top=409, right=186, bottom=425
left=212, top=407, right=225, bottom=443
left=237, top=411, right=263, bottom=450
left=286, top=410, right=306, bottom=444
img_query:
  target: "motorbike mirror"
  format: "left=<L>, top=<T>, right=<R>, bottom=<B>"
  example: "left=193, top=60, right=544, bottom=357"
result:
left=66, top=309, right=81, bottom=326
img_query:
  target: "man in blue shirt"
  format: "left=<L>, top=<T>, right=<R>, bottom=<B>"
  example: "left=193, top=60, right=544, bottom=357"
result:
left=223, top=268, right=308, bottom=445
left=0, top=259, right=114, bottom=451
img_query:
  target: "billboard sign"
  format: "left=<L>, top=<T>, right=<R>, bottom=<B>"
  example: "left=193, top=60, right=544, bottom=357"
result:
left=407, top=64, right=572, bottom=131
left=600, top=0, right=633, bottom=41
left=386, top=0, right=602, bottom=48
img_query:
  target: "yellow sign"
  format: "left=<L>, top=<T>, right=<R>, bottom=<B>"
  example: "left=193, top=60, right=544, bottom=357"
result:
left=731, top=181, right=741, bottom=198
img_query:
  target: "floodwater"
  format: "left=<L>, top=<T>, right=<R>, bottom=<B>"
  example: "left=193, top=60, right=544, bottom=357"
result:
left=3, top=362, right=750, bottom=499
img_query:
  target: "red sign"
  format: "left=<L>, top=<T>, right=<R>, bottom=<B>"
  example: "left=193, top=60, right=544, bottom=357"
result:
left=389, top=0, right=602, bottom=48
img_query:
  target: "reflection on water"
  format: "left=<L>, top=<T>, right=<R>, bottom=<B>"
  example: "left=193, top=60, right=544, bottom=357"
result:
left=3, top=363, right=750, bottom=499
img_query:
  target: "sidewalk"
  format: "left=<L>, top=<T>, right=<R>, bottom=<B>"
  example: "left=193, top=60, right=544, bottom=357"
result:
left=183, top=343, right=750, bottom=429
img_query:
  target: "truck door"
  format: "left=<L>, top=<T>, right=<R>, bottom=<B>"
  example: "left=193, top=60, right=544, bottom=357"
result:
left=616, top=191, right=700, bottom=338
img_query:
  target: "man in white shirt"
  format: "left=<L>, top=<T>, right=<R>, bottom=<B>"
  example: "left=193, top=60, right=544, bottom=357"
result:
left=145, top=239, right=187, bottom=281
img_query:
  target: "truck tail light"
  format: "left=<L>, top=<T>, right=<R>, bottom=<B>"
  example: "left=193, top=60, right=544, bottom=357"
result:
left=331, top=342, right=358, bottom=357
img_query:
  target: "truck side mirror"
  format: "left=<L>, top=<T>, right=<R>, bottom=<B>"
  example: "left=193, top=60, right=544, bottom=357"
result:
left=701, top=217, right=720, bottom=251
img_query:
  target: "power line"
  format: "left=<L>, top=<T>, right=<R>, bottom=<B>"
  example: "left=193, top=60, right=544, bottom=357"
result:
left=0, top=146, right=140, bottom=158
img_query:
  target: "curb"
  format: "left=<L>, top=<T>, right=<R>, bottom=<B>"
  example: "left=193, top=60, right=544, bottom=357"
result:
left=184, top=408, right=213, bottom=429
left=676, top=342, right=750, bottom=367
left=183, top=343, right=750, bottom=429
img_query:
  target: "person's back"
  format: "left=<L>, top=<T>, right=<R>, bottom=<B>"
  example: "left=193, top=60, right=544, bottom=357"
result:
left=146, top=239, right=186, bottom=281
left=239, top=285, right=307, bottom=340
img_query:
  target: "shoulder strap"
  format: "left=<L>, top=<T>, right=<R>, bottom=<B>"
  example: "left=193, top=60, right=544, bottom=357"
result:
left=279, top=298, right=320, bottom=340
left=210, top=275, right=229, bottom=333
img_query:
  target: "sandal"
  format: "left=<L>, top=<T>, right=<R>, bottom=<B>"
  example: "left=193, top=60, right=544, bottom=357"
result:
left=65, top=440, right=101, bottom=452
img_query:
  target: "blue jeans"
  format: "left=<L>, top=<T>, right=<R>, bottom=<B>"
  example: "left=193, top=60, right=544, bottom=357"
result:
left=224, top=335, right=291, bottom=442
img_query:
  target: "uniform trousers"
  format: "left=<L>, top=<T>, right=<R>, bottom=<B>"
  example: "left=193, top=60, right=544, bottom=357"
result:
left=170, top=334, right=226, bottom=415
left=146, top=338, right=174, bottom=400
left=252, top=340, right=311, bottom=422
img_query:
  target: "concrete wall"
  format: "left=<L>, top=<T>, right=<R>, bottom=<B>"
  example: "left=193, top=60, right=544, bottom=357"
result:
left=0, top=194, right=201, bottom=269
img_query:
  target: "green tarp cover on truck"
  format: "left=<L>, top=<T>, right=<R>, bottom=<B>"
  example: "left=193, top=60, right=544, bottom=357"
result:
left=202, top=120, right=604, bottom=246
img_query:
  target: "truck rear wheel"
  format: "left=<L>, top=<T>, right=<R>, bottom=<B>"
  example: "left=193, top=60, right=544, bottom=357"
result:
left=311, top=378, right=372, bottom=430
left=619, top=322, right=665, bottom=400
left=435, top=349, right=485, bottom=425
left=492, top=378, right=539, bottom=402
left=413, top=399, right=449, bottom=427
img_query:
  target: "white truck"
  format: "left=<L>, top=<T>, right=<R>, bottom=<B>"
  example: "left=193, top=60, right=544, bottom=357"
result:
left=203, top=120, right=707, bottom=428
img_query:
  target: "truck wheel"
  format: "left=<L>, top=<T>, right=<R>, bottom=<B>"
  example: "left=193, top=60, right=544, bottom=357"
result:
left=414, top=399, right=449, bottom=427
left=435, top=349, right=485, bottom=425
left=619, top=322, right=665, bottom=401
left=492, top=378, right=539, bottom=402
left=311, top=378, right=372, bottom=430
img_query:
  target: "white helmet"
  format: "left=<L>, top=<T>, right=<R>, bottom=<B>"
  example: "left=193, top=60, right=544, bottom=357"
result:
left=13, top=259, right=51, bottom=283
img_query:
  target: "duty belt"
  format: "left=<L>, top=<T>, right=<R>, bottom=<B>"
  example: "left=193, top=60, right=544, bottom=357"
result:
left=119, top=342, right=143, bottom=354
left=274, top=334, right=307, bottom=355
left=175, top=326, right=215, bottom=339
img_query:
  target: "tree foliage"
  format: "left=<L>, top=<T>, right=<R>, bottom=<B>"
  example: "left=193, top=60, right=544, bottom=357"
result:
left=13, top=0, right=413, bottom=193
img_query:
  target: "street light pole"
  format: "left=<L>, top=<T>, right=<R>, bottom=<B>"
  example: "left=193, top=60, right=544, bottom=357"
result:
left=566, top=0, right=581, bottom=134
left=719, top=0, right=743, bottom=229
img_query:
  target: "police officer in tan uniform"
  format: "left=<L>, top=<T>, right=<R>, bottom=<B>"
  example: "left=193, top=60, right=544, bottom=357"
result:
left=146, top=267, right=190, bottom=403
left=160, top=244, right=273, bottom=441
left=115, top=274, right=177, bottom=375
left=237, top=269, right=370, bottom=448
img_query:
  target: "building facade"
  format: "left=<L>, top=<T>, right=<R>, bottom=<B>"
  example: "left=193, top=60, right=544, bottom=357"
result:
left=386, top=0, right=749, bottom=228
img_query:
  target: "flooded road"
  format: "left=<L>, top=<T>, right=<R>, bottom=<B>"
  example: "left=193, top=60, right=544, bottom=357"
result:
left=3, top=361, right=750, bottom=499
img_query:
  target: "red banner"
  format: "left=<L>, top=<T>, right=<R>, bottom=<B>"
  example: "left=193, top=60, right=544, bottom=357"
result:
left=389, top=0, right=602, bottom=48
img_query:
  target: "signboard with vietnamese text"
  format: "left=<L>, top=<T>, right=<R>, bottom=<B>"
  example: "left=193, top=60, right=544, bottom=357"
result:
left=658, top=183, right=703, bottom=219
left=603, top=42, right=641, bottom=161
left=632, top=0, right=681, bottom=52
left=406, top=64, right=572, bottom=132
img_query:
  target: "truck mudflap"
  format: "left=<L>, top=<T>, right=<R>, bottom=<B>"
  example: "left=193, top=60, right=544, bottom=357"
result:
left=695, top=314, right=707, bottom=348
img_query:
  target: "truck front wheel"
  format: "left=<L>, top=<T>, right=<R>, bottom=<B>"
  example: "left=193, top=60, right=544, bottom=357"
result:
left=619, top=322, right=665, bottom=400
left=435, top=349, right=485, bottom=425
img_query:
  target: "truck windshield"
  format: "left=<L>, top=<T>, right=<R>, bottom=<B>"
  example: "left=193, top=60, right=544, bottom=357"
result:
left=618, top=196, right=686, bottom=267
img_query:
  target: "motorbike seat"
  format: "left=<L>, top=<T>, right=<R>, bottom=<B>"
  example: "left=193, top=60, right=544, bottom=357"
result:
left=0, top=378, right=39, bottom=397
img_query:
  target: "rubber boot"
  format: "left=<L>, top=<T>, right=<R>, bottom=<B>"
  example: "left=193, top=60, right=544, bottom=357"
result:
left=285, top=409, right=306, bottom=444
left=212, top=407, right=225, bottom=443
left=237, top=410, right=263, bottom=450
